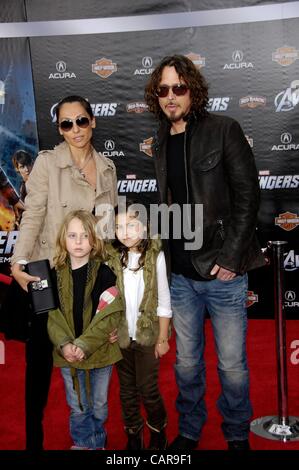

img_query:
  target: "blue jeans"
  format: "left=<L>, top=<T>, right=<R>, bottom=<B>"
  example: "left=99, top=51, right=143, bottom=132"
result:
left=61, top=366, right=112, bottom=449
left=170, top=273, right=252, bottom=442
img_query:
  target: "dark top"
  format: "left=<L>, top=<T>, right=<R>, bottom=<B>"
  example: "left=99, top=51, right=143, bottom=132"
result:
left=72, top=262, right=116, bottom=337
left=167, top=132, right=205, bottom=281
left=72, top=264, right=87, bottom=337
left=155, top=113, right=265, bottom=278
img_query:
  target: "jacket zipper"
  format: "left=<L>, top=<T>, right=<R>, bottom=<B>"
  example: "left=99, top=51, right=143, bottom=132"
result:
left=183, top=125, right=193, bottom=237
left=183, top=129, right=189, bottom=205
left=217, top=219, right=225, bottom=240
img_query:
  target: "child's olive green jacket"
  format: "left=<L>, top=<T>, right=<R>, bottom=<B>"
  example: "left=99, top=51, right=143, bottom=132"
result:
left=106, top=239, right=162, bottom=348
left=47, top=258, right=123, bottom=369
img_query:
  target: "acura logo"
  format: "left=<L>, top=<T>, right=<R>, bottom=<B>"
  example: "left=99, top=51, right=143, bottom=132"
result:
left=105, top=140, right=115, bottom=151
left=142, top=56, right=153, bottom=68
left=280, top=132, right=292, bottom=144
left=56, top=61, right=67, bottom=72
left=232, top=50, right=243, bottom=62
left=285, top=290, right=296, bottom=301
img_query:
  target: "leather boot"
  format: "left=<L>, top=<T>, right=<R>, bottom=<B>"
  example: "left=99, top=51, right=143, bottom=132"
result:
left=125, top=424, right=144, bottom=450
left=147, top=422, right=168, bottom=450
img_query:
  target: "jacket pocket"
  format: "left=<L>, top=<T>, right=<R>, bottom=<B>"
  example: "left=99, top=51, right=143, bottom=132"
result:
left=193, top=149, right=221, bottom=172
left=190, top=219, right=226, bottom=279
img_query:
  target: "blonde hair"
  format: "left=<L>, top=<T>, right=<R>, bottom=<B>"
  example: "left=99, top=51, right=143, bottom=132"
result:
left=54, top=210, right=105, bottom=268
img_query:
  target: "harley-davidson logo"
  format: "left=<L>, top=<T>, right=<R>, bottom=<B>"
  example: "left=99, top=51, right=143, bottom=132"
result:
left=247, top=290, right=258, bottom=307
left=92, top=58, right=117, bottom=78
left=185, top=52, right=206, bottom=69
left=275, top=211, right=299, bottom=231
left=139, top=137, right=153, bottom=157
left=272, top=46, right=299, bottom=66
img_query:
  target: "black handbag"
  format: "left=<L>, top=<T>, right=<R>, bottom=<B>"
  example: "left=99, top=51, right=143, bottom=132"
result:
left=25, top=259, right=58, bottom=314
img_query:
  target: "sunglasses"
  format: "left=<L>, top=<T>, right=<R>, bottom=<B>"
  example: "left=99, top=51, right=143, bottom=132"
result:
left=156, top=84, right=189, bottom=98
left=59, top=116, right=91, bottom=132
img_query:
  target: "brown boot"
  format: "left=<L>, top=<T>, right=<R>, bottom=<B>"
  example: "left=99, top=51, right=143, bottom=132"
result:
left=147, top=422, right=168, bottom=450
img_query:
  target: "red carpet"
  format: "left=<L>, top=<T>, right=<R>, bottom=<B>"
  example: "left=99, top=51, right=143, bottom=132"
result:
left=0, top=320, right=299, bottom=451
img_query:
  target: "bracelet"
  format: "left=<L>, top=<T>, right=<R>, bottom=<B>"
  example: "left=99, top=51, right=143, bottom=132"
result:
left=157, top=338, right=168, bottom=345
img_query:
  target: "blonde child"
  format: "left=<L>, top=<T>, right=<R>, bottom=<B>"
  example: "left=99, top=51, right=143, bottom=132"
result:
left=107, top=202, right=172, bottom=450
left=48, top=210, right=122, bottom=450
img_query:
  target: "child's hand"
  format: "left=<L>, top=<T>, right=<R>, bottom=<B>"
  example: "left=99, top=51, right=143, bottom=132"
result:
left=61, top=343, right=77, bottom=362
left=72, top=345, right=85, bottom=362
left=109, top=329, right=118, bottom=344
left=155, top=339, right=170, bottom=358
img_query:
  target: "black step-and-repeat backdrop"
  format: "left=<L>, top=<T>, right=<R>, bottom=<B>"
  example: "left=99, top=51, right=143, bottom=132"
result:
left=1, top=0, right=299, bottom=318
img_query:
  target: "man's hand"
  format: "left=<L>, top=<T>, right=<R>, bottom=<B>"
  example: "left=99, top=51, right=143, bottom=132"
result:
left=210, top=264, right=236, bottom=281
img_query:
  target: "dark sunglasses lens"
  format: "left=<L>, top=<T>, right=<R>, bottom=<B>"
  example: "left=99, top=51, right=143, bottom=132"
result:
left=59, top=120, right=73, bottom=131
left=76, top=117, right=90, bottom=128
left=59, top=117, right=90, bottom=131
left=173, top=85, right=188, bottom=96
left=156, top=87, right=169, bottom=98
left=156, top=85, right=188, bottom=98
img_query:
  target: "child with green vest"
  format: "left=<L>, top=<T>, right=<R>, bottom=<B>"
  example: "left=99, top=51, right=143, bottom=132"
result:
left=47, top=210, right=123, bottom=450
left=107, top=202, right=172, bottom=450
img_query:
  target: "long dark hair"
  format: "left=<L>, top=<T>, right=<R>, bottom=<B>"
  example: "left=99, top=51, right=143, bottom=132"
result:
left=113, top=200, right=150, bottom=271
left=144, top=54, right=209, bottom=119
left=55, top=95, right=94, bottom=122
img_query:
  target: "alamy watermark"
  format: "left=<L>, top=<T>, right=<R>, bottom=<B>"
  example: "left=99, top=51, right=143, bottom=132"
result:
left=94, top=196, right=203, bottom=250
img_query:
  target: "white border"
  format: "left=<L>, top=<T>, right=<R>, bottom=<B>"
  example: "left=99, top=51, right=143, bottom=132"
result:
left=0, top=2, right=299, bottom=38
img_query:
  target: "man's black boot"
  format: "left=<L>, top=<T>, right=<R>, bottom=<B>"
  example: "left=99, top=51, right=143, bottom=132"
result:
left=227, top=439, right=250, bottom=450
left=168, top=434, right=198, bottom=450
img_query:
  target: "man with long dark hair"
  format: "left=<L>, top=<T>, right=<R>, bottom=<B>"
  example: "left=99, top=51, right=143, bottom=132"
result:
left=145, top=55, right=265, bottom=450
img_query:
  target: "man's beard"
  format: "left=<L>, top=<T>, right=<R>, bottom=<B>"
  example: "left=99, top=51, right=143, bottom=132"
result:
left=168, top=109, right=185, bottom=122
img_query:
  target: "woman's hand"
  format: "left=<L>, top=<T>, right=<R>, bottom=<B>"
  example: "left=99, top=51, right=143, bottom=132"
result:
left=11, top=263, right=40, bottom=292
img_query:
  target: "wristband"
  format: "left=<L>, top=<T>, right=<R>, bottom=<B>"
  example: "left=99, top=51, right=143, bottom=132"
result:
left=157, top=338, right=168, bottom=345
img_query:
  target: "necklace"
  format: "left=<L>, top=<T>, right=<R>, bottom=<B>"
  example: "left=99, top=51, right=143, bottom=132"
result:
left=75, top=152, right=93, bottom=178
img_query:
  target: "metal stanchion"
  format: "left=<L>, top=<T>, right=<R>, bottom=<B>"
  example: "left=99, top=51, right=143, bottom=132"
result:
left=250, top=241, right=299, bottom=441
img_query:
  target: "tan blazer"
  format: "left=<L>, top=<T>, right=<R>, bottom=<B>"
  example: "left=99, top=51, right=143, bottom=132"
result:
left=11, top=141, right=117, bottom=265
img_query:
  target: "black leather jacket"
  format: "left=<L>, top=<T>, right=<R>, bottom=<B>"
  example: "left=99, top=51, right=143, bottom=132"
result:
left=153, top=112, right=266, bottom=279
